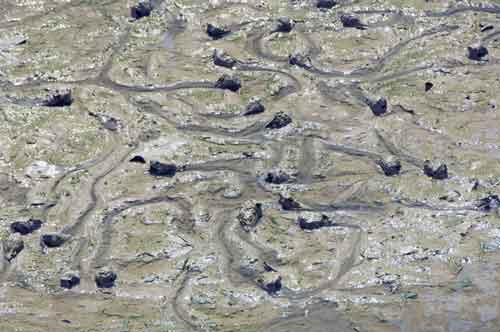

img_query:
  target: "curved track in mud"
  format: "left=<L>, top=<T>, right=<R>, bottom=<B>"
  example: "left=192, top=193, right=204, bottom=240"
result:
left=3, top=1, right=500, bottom=331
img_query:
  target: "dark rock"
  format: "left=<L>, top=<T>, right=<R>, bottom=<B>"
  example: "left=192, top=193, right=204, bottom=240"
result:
left=423, top=160, right=448, bottom=180
left=477, top=195, right=500, bottom=212
left=131, top=2, right=152, bottom=20
left=376, top=156, right=401, bottom=176
left=206, top=24, right=230, bottom=39
left=480, top=24, right=494, bottom=32
left=265, top=169, right=290, bottom=184
left=368, top=98, right=387, bottom=116
left=467, top=46, right=488, bottom=61
left=60, top=271, right=80, bottom=289
left=243, top=100, right=265, bottom=116
left=214, top=75, right=241, bottom=92
left=3, top=236, right=24, bottom=262
left=213, top=49, right=237, bottom=68
left=298, top=214, right=331, bottom=230
left=44, top=90, right=73, bottom=107
left=149, top=161, right=177, bottom=177
left=288, top=53, right=312, bottom=69
left=340, top=14, right=366, bottom=29
left=424, top=82, right=434, bottom=92
left=316, top=0, right=337, bottom=9
left=265, top=112, right=292, bottom=129
left=279, top=194, right=301, bottom=210
left=273, top=17, right=294, bottom=33
left=95, top=268, right=117, bottom=288
left=129, top=155, right=146, bottom=164
left=10, top=218, right=43, bottom=235
left=238, top=201, right=263, bottom=231
left=257, top=272, right=282, bottom=294
left=41, top=233, right=67, bottom=248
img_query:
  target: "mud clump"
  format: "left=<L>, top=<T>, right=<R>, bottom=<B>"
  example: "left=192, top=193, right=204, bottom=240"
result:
left=279, top=194, right=301, bottom=210
left=237, top=200, right=263, bottom=231
left=266, top=112, right=292, bottom=129
left=213, top=49, right=237, bottom=69
left=41, top=233, right=68, bottom=248
left=131, top=1, right=153, bottom=20
left=425, top=82, right=434, bottom=92
left=423, top=160, right=448, bottom=180
left=44, top=90, right=73, bottom=107
left=3, top=236, right=24, bottom=262
left=214, top=75, right=241, bottom=92
left=265, top=169, right=291, bottom=184
left=298, top=214, right=331, bottom=230
left=10, top=218, right=43, bottom=235
left=206, top=24, right=230, bottom=40
left=376, top=156, right=401, bottom=176
left=243, top=100, right=265, bottom=116
left=340, top=14, right=367, bottom=30
left=129, top=155, right=146, bottom=164
left=60, top=271, right=80, bottom=289
left=257, top=272, right=282, bottom=294
left=477, top=195, right=500, bottom=212
left=149, top=161, right=177, bottom=177
left=467, top=46, right=488, bottom=61
left=316, top=0, right=337, bottom=9
left=273, top=17, right=294, bottom=33
left=95, top=268, right=117, bottom=288
left=368, top=98, right=388, bottom=116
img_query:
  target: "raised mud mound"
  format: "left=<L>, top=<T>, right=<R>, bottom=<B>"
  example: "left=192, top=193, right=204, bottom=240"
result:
left=2, top=0, right=500, bottom=331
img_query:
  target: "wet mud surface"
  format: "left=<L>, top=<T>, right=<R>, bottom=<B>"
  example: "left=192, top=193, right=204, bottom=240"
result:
left=2, top=0, right=500, bottom=331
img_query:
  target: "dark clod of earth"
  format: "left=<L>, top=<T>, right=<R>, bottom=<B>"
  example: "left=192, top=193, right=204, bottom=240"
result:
left=274, top=17, right=294, bottom=33
left=369, top=98, right=388, bottom=116
left=340, top=14, right=367, bottom=30
left=95, top=269, right=117, bottom=288
left=316, top=0, right=337, bottom=9
left=131, top=2, right=152, bottom=20
left=60, top=272, right=80, bottom=289
left=41, top=233, right=67, bottom=248
left=467, top=46, right=488, bottom=61
left=265, top=112, right=292, bottom=129
left=44, top=91, right=73, bottom=107
left=129, top=155, right=146, bottom=164
left=149, top=161, right=177, bottom=177
left=243, top=100, right=265, bottom=116
left=377, top=157, right=401, bottom=176
left=477, top=195, right=500, bottom=212
left=423, top=161, right=448, bottom=180
left=206, top=24, right=230, bottom=40
left=299, top=214, right=331, bottom=230
left=425, top=82, right=434, bottom=92
left=10, top=219, right=43, bottom=235
left=214, top=75, right=241, bottom=92
left=279, top=195, right=301, bottom=210
left=265, top=169, right=290, bottom=184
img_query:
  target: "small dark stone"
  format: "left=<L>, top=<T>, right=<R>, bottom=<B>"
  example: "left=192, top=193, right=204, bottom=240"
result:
left=60, top=271, right=80, bottom=289
left=273, top=17, right=294, bottom=33
left=95, top=268, right=117, bottom=288
left=425, top=82, right=434, bottom=92
left=480, top=25, right=494, bottom=32
left=265, top=170, right=290, bottom=184
left=265, top=112, right=292, bottom=129
left=213, top=49, right=237, bottom=68
left=279, top=195, right=301, bottom=210
left=316, top=0, right=337, bottom=9
left=214, top=75, right=241, bottom=92
left=149, top=161, right=177, bottom=177
left=44, top=91, right=73, bottom=107
left=376, top=157, right=401, bottom=176
left=423, top=160, right=448, bottom=180
left=477, top=195, right=500, bottom=212
left=243, top=100, right=265, bottom=116
left=369, top=98, right=388, bottom=116
left=129, top=155, right=146, bottom=164
left=3, top=237, right=24, bottom=262
left=340, top=14, right=366, bottom=30
left=131, top=2, right=152, bottom=20
left=41, top=233, right=67, bottom=248
left=298, top=214, right=330, bottom=230
left=206, top=24, right=230, bottom=39
left=288, top=53, right=311, bottom=69
left=467, top=46, right=488, bottom=61
left=10, top=218, right=43, bottom=235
